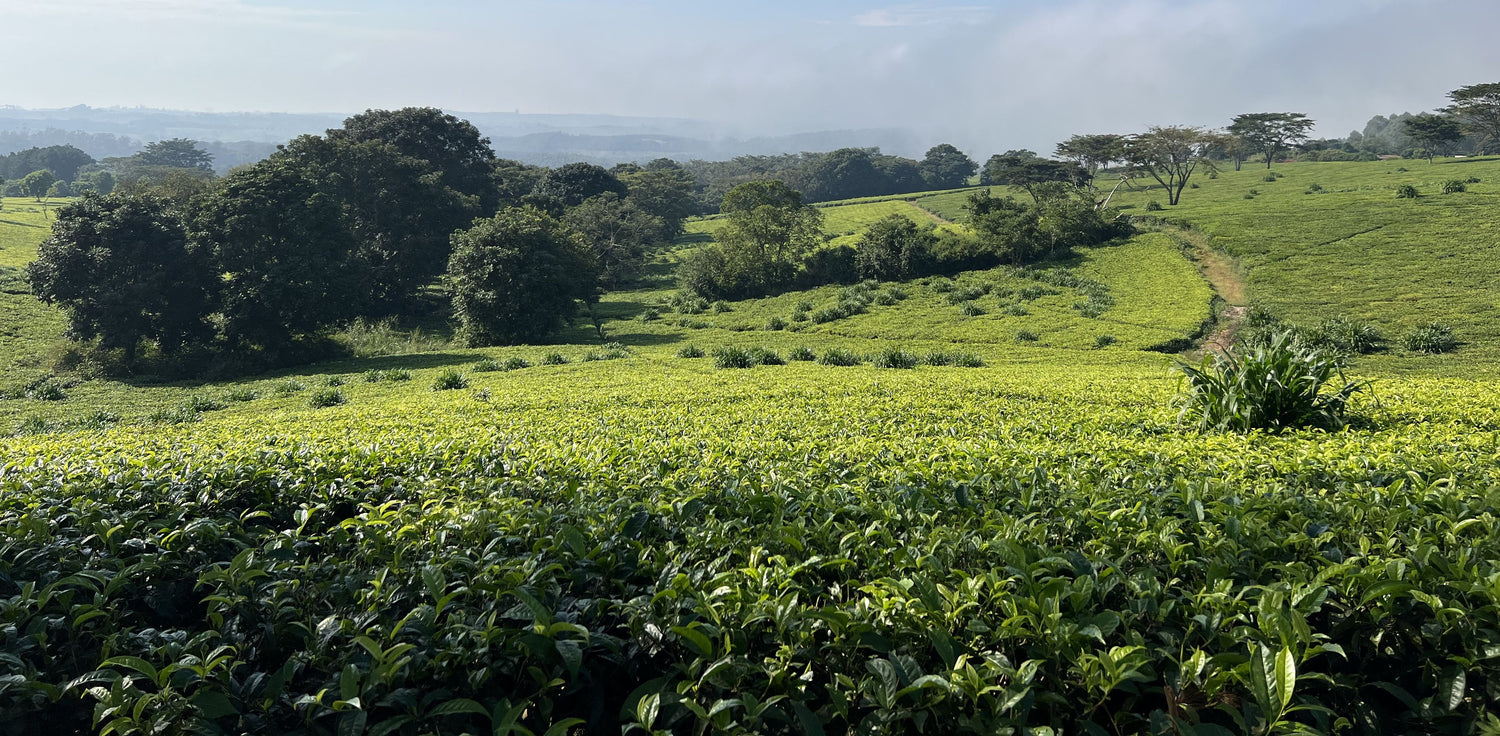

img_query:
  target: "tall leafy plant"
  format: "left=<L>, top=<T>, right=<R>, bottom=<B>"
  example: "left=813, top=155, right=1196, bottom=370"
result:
left=1176, top=331, right=1367, bottom=432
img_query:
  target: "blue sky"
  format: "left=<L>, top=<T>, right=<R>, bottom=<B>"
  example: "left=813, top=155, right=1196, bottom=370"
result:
left=2, top=0, right=1496, bottom=153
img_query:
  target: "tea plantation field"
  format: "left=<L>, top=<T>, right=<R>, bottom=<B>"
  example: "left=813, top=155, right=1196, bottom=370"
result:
left=2, top=158, right=1500, bottom=735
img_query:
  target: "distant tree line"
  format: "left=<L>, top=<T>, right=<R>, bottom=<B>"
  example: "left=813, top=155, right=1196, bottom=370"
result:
left=679, top=144, right=977, bottom=211
left=26, top=108, right=699, bottom=372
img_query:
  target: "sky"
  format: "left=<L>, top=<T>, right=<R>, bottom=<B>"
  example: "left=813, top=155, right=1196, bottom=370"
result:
left=2, top=0, right=1497, bottom=154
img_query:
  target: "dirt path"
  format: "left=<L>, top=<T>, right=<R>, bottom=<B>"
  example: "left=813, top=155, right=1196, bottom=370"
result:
left=1164, top=225, right=1249, bottom=354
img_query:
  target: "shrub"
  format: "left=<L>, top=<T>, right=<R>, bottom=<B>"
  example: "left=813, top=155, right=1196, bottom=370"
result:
left=1314, top=316, right=1383, bottom=355
left=921, top=351, right=954, bottom=366
left=472, top=357, right=502, bottom=372
left=1002, top=304, right=1030, bottom=317
left=1243, top=193, right=1255, bottom=200
left=676, top=344, right=705, bottom=358
left=1402, top=323, right=1457, bottom=353
left=959, top=301, right=986, bottom=317
left=1263, top=173, right=1278, bottom=182
left=810, top=307, right=844, bottom=324
left=710, top=300, right=732, bottom=314
left=712, top=346, right=754, bottom=369
left=1441, top=179, right=1467, bottom=194
left=670, top=292, right=710, bottom=314
left=788, top=346, right=816, bottom=361
left=1176, top=330, right=1366, bottom=432
left=950, top=352, right=985, bottom=368
left=1145, top=200, right=1164, bottom=211
left=635, top=307, right=660, bottom=323
left=274, top=380, right=306, bottom=397
left=542, top=352, right=568, bottom=365
left=148, top=407, right=200, bottom=425
left=1466, top=176, right=1481, bottom=184
left=930, top=279, right=955, bottom=293
left=1016, top=330, right=1040, bottom=343
left=308, top=388, right=346, bottom=408
left=432, top=368, right=468, bottom=391
left=747, top=348, right=785, bottom=366
left=363, top=369, right=384, bottom=383
left=871, top=292, right=897, bottom=306
left=225, top=388, right=259, bottom=402
left=765, top=316, right=787, bottom=331
left=183, top=395, right=226, bottom=413
left=503, top=356, right=531, bottom=371
left=794, top=300, right=813, bottom=312
left=322, top=375, right=346, bottom=387
left=817, top=348, right=862, bottom=366
left=873, top=348, right=919, bottom=369
left=1017, top=285, right=1056, bottom=301
left=1395, top=184, right=1419, bottom=199
left=887, top=287, right=908, bottom=301
left=383, top=369, right=413, bottom=382
left=77, top=410, right=121, bottom=430
left=1094, top=334, right=1117, bottom=349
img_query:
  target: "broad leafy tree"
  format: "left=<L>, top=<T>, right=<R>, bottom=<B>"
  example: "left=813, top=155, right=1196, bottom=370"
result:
left=447, top=206, right=599, bottom=346
left=193, top=159, right=361, bottom=351
left=1123, top=127, right=1227, bottom=205
left=334, top=107, right=498, bottom=210
left=137, top=139, right=215, bottom=170
left=25, top=193, right=214, bottom=360
left=562, top=192, right=664, bottom=287
left=1443, top=83, right=1500, bottom=151
left=526, top=163, right=627, bottom=214
left=1227, top=113, right=1315, bottom=168
left=682, top=181, right=824, bottom=298
left=0, top=145, right=95, bottom=182
left=1403, top=114, right=1464, bottom=163
left=856, top=214, right=934, bottom=280
left=1055, top=134, right=1126, bottom=183
left=274, top=134, right=467, bottom=315
left=620, top=165, right=697, bottom=238
left=918, top=144, right=977, bottom=190
left=19, top=170, right=57, bottom=201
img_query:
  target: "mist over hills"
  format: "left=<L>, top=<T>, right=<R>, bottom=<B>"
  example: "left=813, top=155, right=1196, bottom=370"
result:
left=0, top=105, right=927, bottom=172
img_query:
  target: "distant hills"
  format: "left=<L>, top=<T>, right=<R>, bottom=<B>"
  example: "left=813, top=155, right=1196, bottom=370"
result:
left=0, top=105, right=926, bottom=172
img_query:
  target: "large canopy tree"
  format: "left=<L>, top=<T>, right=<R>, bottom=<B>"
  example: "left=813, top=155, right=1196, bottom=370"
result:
left=333, top=107, right=498, bottom=211
left=25, top=194, right=214, bottom=360
left=1443, top=83, right=1500, bottom=151
left=918, top=144, right=977, bottom=190
left=1403, top=114, right=1464, bottom=163
left=446, top=206, right=599, bottom=346
left=193, top=159, right=361, bottom=351
left=1227, top=113, right=1315, bottom=168
left=1124, top=126, right=1227, bottom=205
left=1055, top=134, right=1127, bottom=183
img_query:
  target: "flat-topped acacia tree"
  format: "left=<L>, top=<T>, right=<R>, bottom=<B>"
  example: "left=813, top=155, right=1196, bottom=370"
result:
left=1124, top=126, right=1228, bottom=206
left=1227, top=112, right=1316, bottom=168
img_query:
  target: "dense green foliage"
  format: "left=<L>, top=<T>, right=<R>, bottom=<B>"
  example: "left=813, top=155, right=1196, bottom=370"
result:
left=25, top=194, right=213, bottom=359
left=1177, top=331, right=1366, bottom=432
left=3, top=360, right=1500, bottom=734
left=446, top=206, right=599, bottom=346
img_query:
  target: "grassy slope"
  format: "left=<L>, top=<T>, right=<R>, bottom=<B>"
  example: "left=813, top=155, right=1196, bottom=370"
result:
left=0, top=198, right=68, bottom=389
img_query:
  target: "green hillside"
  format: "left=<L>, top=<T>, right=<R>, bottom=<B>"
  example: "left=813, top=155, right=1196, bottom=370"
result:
left=4, top=160, right=1500, bottom=733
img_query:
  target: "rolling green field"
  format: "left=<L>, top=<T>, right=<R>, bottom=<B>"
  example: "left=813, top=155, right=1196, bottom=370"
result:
left=3, top=162, right=1500, bottom=733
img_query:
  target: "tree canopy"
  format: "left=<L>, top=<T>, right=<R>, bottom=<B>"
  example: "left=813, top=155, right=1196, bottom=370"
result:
left=1055, top=135, right=1126, bottom=182
left=1403, top=114, right=1464, bottom=163
left=1123, top=127, right=1227, bottom=205
left=137, top=139, right=215, bottom=170
left=334, top=107, right=498, bottom=210
left=25, top=194, right=214, bottom=360
left=447, top=206, right=599, bottom=346
left=1443, top=83, right=1500, bottom=151
left=919, top=144, right=978, bottom=190
left=1227, top=113, right=1315, bottom=168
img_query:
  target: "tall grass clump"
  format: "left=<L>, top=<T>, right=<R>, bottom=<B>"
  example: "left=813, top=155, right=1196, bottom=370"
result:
left=817, top=348, right=862, bottom=367
left=1177, top=331, right=1366, bottom=432
left=712, top=346, right=754, bottom=369
left=872, top=348, right=919, bottom=369
left=432, top=368, right=468, bottom=391
left=1402, top=323, right=1457, bottom=353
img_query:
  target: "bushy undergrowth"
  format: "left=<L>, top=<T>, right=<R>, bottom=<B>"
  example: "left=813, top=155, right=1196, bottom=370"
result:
left=1178, top=330, right=1366, bottom=432
left=1403, top=323, right=1458, bottom=353
left=431, top=368, right=468, bottom=391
